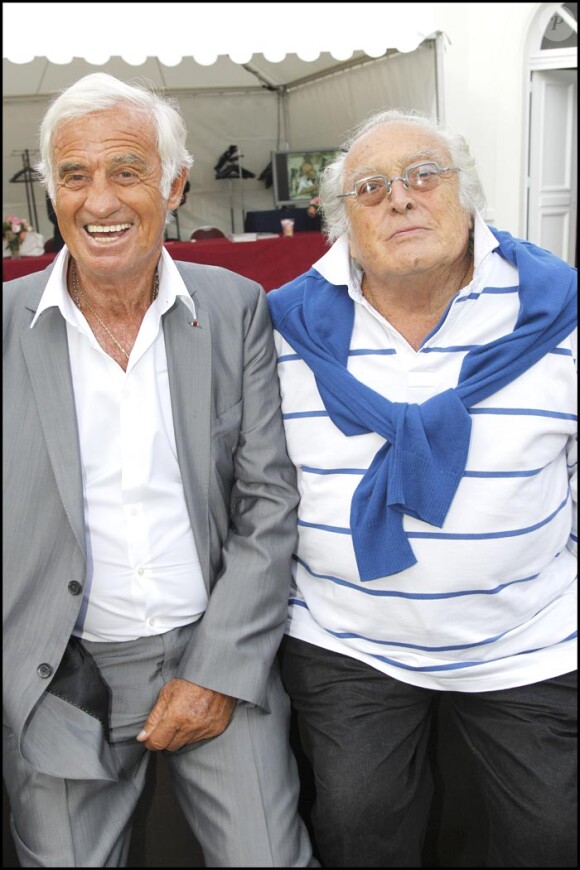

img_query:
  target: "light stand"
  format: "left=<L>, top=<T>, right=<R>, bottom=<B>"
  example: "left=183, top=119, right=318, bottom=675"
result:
left=10, top=149, right=40, bottom=229
left=214, top=145, right=254, bottom=233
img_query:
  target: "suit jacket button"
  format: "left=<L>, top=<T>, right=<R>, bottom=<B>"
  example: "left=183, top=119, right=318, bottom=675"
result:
left=68, top=580, right=82, bottom=595
left=37, top=663, right=53, bottom=679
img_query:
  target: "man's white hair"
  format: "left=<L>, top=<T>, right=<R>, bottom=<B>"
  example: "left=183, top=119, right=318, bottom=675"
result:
left=319, top=108, right=486, bottom=243
left=36, top=72, right=193, bottom=202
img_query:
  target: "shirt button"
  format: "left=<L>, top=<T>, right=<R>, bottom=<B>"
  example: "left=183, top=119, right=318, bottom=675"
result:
left=137, top=568, right=144, bottom=576
left=148, top=618, right=156, bottom=626
left=68, top=580, right=82, bottom=595
left=37, top=663, right=53, bottom=679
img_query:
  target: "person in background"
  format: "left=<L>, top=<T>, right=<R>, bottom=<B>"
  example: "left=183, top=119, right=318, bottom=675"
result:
left=267, top=108, right=577, bottom=868
left=3, top=72, right=316, bottom=868
left=294, top=161, right=318, bottom=198
left=306, top=197, right=320, bottom=219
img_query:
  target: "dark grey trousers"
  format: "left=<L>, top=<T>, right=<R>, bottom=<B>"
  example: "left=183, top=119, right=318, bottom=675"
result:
left=280, top=636, right=577, bottom=868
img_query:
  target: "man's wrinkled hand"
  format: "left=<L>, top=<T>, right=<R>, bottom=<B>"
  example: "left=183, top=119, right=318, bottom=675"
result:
left=136, top=678, right=237, bottom=752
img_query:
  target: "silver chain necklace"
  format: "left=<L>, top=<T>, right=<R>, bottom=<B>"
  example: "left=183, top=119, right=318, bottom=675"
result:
left=70, top=260, right=159, bottom=362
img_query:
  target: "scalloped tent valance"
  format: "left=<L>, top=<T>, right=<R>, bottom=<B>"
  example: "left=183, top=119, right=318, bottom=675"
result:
left=3, top=1, right=440, bottom=96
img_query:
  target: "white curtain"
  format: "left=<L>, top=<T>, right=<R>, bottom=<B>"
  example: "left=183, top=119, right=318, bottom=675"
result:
left=286, top=43, right=437, bottom=149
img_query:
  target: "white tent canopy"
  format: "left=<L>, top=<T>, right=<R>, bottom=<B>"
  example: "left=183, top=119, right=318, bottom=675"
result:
left=3, top=2, right=439, bottom=92
left=3, top=2, right=442, bottom=237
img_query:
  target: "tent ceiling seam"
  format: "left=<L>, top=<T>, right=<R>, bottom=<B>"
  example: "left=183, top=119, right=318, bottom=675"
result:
left=241, top=62, right=285, bottom=92
left=154, top=57, right=170, bottom=91
left=36, top=57, right=51, bottom=96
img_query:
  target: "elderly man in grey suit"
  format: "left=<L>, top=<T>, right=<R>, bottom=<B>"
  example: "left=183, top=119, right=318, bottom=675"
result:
left=3, top=72, right=316, bottom=868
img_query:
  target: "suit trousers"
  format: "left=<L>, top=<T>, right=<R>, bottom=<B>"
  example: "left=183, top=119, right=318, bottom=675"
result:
left=280, top=636, right=578, bottom=868
left=3, top=624, right=315, bottom=867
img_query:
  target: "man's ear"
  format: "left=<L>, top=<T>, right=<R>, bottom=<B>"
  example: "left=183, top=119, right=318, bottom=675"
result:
left=168, top=169, right=189, bottom=211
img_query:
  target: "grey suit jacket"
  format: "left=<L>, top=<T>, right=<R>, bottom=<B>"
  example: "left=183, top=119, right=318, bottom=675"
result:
left=2, top=259, right=298, bottom=779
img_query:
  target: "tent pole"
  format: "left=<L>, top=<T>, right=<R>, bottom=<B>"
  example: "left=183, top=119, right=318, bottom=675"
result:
left=435, top=33, right=447, bottom=123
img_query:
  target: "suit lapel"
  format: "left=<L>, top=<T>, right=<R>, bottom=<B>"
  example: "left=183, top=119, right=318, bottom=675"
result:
left=20, top=306, right=86, bottom=555
left=163, top=294, right=212, bottom=587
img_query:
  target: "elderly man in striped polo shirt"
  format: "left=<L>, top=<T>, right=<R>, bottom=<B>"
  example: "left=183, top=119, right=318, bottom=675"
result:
left=268, top=109, right=577, bottom=869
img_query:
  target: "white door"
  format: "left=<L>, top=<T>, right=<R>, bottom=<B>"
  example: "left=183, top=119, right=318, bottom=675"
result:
left=528, top=68, right=577, bottom=266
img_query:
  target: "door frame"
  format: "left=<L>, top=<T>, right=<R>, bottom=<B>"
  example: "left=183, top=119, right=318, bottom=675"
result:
left=522, top=2, right=577, bottom=256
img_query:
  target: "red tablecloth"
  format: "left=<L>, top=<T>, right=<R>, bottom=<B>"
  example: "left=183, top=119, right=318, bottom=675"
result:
left=3, top=253, right=57, bottom=281
left=2, top=233, right=330, bottom=291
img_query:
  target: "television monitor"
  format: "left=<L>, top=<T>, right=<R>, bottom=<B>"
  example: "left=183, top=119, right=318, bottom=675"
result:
left=271, top=148, right=342, bottom=208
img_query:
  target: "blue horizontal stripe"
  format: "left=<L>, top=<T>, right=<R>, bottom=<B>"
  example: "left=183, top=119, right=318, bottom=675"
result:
left=284, top=405, right=574, bottom=425
left=454, top=285, right=518, bottom=305
left=422, top=345, right=477, bottom=353
left=463, top=467, right=543, bottom=478
left=299, top=492, right=569, bottom=543
left=292, top=554, right=544, bottom=600
left=301, top=465, right=366, bottom=475
left=329, top=593, right=573, bottom=653
left=280, top=344, right=570, bottom=362
left=456, top=292, right=484, bottom=303
left=282, top=410, right=329, bottom=420
left=348, top=348, right=397, bottom=356
left=287, top=603, right=576, bottom=673
left=408, top=492, right=569, bottom=541
left=330, top=626, right=511, bottom=652
left=369, top=632, right=576, bottom=672
left=470, top=406, right=576, bottom=420
left=298, top=519, right=351, bottom=535
left=289, top=598, right=509, bottom=652
left=301, top=464, right=544, bottom=479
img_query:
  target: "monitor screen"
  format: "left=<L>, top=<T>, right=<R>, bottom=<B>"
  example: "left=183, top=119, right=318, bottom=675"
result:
left=272, top=148, right=342, bottom=207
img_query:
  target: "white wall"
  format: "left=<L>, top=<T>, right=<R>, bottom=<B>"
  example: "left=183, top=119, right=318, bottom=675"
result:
left=436, top=2, right=540, bottom=235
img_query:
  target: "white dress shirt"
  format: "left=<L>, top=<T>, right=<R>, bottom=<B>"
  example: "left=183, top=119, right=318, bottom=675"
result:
left=31, top=247, right=208, bottom=641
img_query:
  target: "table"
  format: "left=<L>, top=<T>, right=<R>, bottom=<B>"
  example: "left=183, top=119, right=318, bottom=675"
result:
left=245, top=208, right=321, bottom=233
left=3, top=253, right=56, bottom=281
left=2, top=233, right=330, bottom=291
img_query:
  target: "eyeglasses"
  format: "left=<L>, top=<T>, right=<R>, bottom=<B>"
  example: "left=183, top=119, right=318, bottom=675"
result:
left=337, top=162, right=460, bottom=206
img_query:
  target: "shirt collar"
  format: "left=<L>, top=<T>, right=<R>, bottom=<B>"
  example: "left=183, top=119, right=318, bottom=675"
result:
left=30, top=247, right=74, bottom=327
left=312, top=209, right=500, bottom=302
left=30, top=246, right=196, bottom=329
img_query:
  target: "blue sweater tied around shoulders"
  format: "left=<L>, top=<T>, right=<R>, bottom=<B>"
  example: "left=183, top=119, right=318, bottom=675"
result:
left=267, top=228, right=577, bottom=581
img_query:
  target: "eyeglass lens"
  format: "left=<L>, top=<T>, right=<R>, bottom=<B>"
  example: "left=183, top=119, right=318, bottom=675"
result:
left=354, top=163, right=444, bottom=205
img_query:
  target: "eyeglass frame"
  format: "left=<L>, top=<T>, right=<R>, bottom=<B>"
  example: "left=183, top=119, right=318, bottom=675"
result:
left=336, top=161, right=460, bottom=203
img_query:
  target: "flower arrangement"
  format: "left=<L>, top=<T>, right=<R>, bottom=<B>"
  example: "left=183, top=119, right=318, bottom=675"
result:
left=307, top=196, right=320, bottom=218
left=3, top=214, right=32, bottom=256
